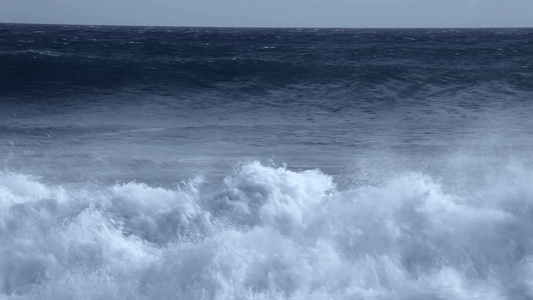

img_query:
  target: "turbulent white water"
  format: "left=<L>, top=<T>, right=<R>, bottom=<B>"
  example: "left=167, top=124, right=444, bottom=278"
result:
left=2, top=161, right=533, bottom=299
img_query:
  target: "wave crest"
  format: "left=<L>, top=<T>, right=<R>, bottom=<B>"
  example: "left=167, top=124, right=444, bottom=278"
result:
left=1, top=162, right=533, bottom=299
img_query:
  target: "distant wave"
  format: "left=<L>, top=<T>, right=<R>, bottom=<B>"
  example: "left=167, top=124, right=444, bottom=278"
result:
left=2, top=162, right=533, bottom=299
left=1, top=25, right=532, bottom=97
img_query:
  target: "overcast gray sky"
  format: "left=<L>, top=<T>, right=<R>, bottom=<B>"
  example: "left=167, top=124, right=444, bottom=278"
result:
left=1, top=0, right=532, bottom=28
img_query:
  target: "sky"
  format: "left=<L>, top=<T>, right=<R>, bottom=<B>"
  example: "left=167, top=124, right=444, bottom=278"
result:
left=1, top=0, right=532, bottom=28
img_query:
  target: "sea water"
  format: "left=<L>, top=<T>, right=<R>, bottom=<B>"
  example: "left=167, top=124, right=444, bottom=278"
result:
left=1, top=24, right=533, bottom=299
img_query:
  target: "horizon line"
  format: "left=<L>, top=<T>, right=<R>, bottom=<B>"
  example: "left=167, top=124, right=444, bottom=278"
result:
left=2, top=21, right=533, bottom=30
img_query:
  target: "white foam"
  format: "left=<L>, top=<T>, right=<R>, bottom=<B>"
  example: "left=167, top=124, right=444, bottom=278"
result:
left=1, top=162, right=533, bottom=299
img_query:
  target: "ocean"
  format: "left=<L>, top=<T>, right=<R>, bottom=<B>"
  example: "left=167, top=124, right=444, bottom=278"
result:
left=1, top=23, right=533, bottom=299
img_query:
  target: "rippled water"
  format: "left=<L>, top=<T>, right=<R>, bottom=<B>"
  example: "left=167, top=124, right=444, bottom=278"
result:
left=1, top=24, right=533, bottom=299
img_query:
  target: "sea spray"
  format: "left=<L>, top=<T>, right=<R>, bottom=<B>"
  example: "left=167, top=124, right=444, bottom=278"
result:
left=1, top=162, right=533, bottom=299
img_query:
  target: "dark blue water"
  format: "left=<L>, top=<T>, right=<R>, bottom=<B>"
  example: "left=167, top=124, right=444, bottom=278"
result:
left=1, top=24, right=533, bottom=299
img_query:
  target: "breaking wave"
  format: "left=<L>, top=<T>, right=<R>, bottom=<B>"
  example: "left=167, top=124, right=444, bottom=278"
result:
left=2, top=161, right=533, bottom=299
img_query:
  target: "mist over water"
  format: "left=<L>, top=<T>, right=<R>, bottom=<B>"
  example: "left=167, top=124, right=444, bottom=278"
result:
left=1, top=24, right=533, bottom=299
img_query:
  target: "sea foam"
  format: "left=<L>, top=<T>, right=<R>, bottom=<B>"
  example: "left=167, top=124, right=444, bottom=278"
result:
left=1, top=162, right=533, bottom=299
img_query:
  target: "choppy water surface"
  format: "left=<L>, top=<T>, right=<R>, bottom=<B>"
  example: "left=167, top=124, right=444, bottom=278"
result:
left=1, top=24, right=533, bottom=299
